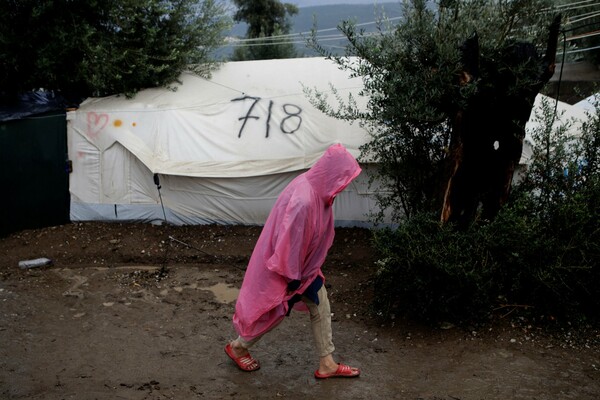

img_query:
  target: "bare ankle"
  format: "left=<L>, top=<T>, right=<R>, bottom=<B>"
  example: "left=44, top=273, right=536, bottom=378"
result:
left=319, top=354, right=338, bottom=371
left=231, top=340, right=248, bottom=355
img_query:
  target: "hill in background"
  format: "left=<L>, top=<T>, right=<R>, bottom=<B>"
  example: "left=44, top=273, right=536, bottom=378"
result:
left=290, top=0, right=398, bottom=6
left=218, top=2, right=403, bottom=59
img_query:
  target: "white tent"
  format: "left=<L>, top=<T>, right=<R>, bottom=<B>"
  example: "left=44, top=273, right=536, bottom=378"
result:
left=67, top=57, right=383, bottom=227
left=520, top=94, right=590, bottom=165
left=574, top=93, right=599, bottom=113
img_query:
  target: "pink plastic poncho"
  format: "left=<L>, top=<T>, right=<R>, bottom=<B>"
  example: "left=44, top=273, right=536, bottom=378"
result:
left=233, top=144, right=362, bottom=341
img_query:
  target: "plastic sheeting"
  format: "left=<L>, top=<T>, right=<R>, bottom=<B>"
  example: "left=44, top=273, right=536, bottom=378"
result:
left=233, top=144, right=362, bottom=340
left=0, top=91, right=68, bottom=122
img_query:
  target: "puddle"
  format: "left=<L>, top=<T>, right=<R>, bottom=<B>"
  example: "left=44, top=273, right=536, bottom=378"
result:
left=199, top=283, right=239, bottom=304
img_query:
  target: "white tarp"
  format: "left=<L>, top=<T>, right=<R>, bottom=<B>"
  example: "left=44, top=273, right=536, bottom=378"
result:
left=520, top=94, right=590, bottom=165
left=67, top=57, right=382, bottom=226
left=574, top=93, right=599, bottom=113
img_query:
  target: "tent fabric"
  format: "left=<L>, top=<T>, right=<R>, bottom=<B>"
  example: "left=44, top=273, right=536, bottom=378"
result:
left=574, top=93, right=599, bottom=113
left=68, top=57, right=368, bottom=178
left=67, top=57, right=379, bottom=226
left=520, top=94, right=590, bottom=165
left=233, top=144, right=362, bottom=341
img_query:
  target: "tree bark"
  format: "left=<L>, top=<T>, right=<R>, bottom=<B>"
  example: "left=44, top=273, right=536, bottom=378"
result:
left=441, top=15, right=561, bottom=228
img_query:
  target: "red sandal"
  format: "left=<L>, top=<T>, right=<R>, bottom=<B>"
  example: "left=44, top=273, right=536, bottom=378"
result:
left=225, top=343, right=260, bottom=372
left=314, top=363, right=360, bottom=379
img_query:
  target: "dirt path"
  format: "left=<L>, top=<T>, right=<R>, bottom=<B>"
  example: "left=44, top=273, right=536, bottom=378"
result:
left=0, top=223, right=598, bottom=399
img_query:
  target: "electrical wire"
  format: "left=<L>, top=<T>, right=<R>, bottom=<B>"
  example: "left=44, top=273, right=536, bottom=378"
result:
left=567, top=11, right=600, bottom=25
left=565, top=29, right=600, bottom=41
left=229, top=16, right=403, bottom=43
left=551, top=0, right=597, bottom=9
left=557, top=44, right=600, bottom=55
left=222, top=9, right=600, bottom=55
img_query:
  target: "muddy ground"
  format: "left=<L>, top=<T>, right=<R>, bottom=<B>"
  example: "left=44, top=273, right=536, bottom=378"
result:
left=0, top=222, right=599, bottom=399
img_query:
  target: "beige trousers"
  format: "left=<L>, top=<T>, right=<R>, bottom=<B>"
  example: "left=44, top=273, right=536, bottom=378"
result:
left=237, top=285, right=335, bottom=357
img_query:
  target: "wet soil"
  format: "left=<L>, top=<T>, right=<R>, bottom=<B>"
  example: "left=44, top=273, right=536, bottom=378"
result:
left=0, top=222, right=599, bottom=399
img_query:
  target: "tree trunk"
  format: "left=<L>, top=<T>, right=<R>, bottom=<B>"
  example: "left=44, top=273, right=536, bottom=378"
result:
left=441, top=15, right=561, bottom=229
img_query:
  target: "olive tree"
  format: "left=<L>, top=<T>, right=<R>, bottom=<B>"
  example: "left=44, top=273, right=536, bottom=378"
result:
left=0, top=0, right=231, bottom=102
left=307, top=0, right=560, bottom=226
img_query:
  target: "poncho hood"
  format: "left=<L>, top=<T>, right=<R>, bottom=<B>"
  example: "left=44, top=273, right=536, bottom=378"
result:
left=305, top=143, right=362, bottom=206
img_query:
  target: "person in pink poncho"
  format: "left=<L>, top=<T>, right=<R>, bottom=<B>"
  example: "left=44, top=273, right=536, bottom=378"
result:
left=225, top=143, right=362, bottom=379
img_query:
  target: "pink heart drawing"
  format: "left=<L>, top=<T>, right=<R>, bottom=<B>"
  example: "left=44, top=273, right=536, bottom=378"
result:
left=87, top=112, right=109, bottom=139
